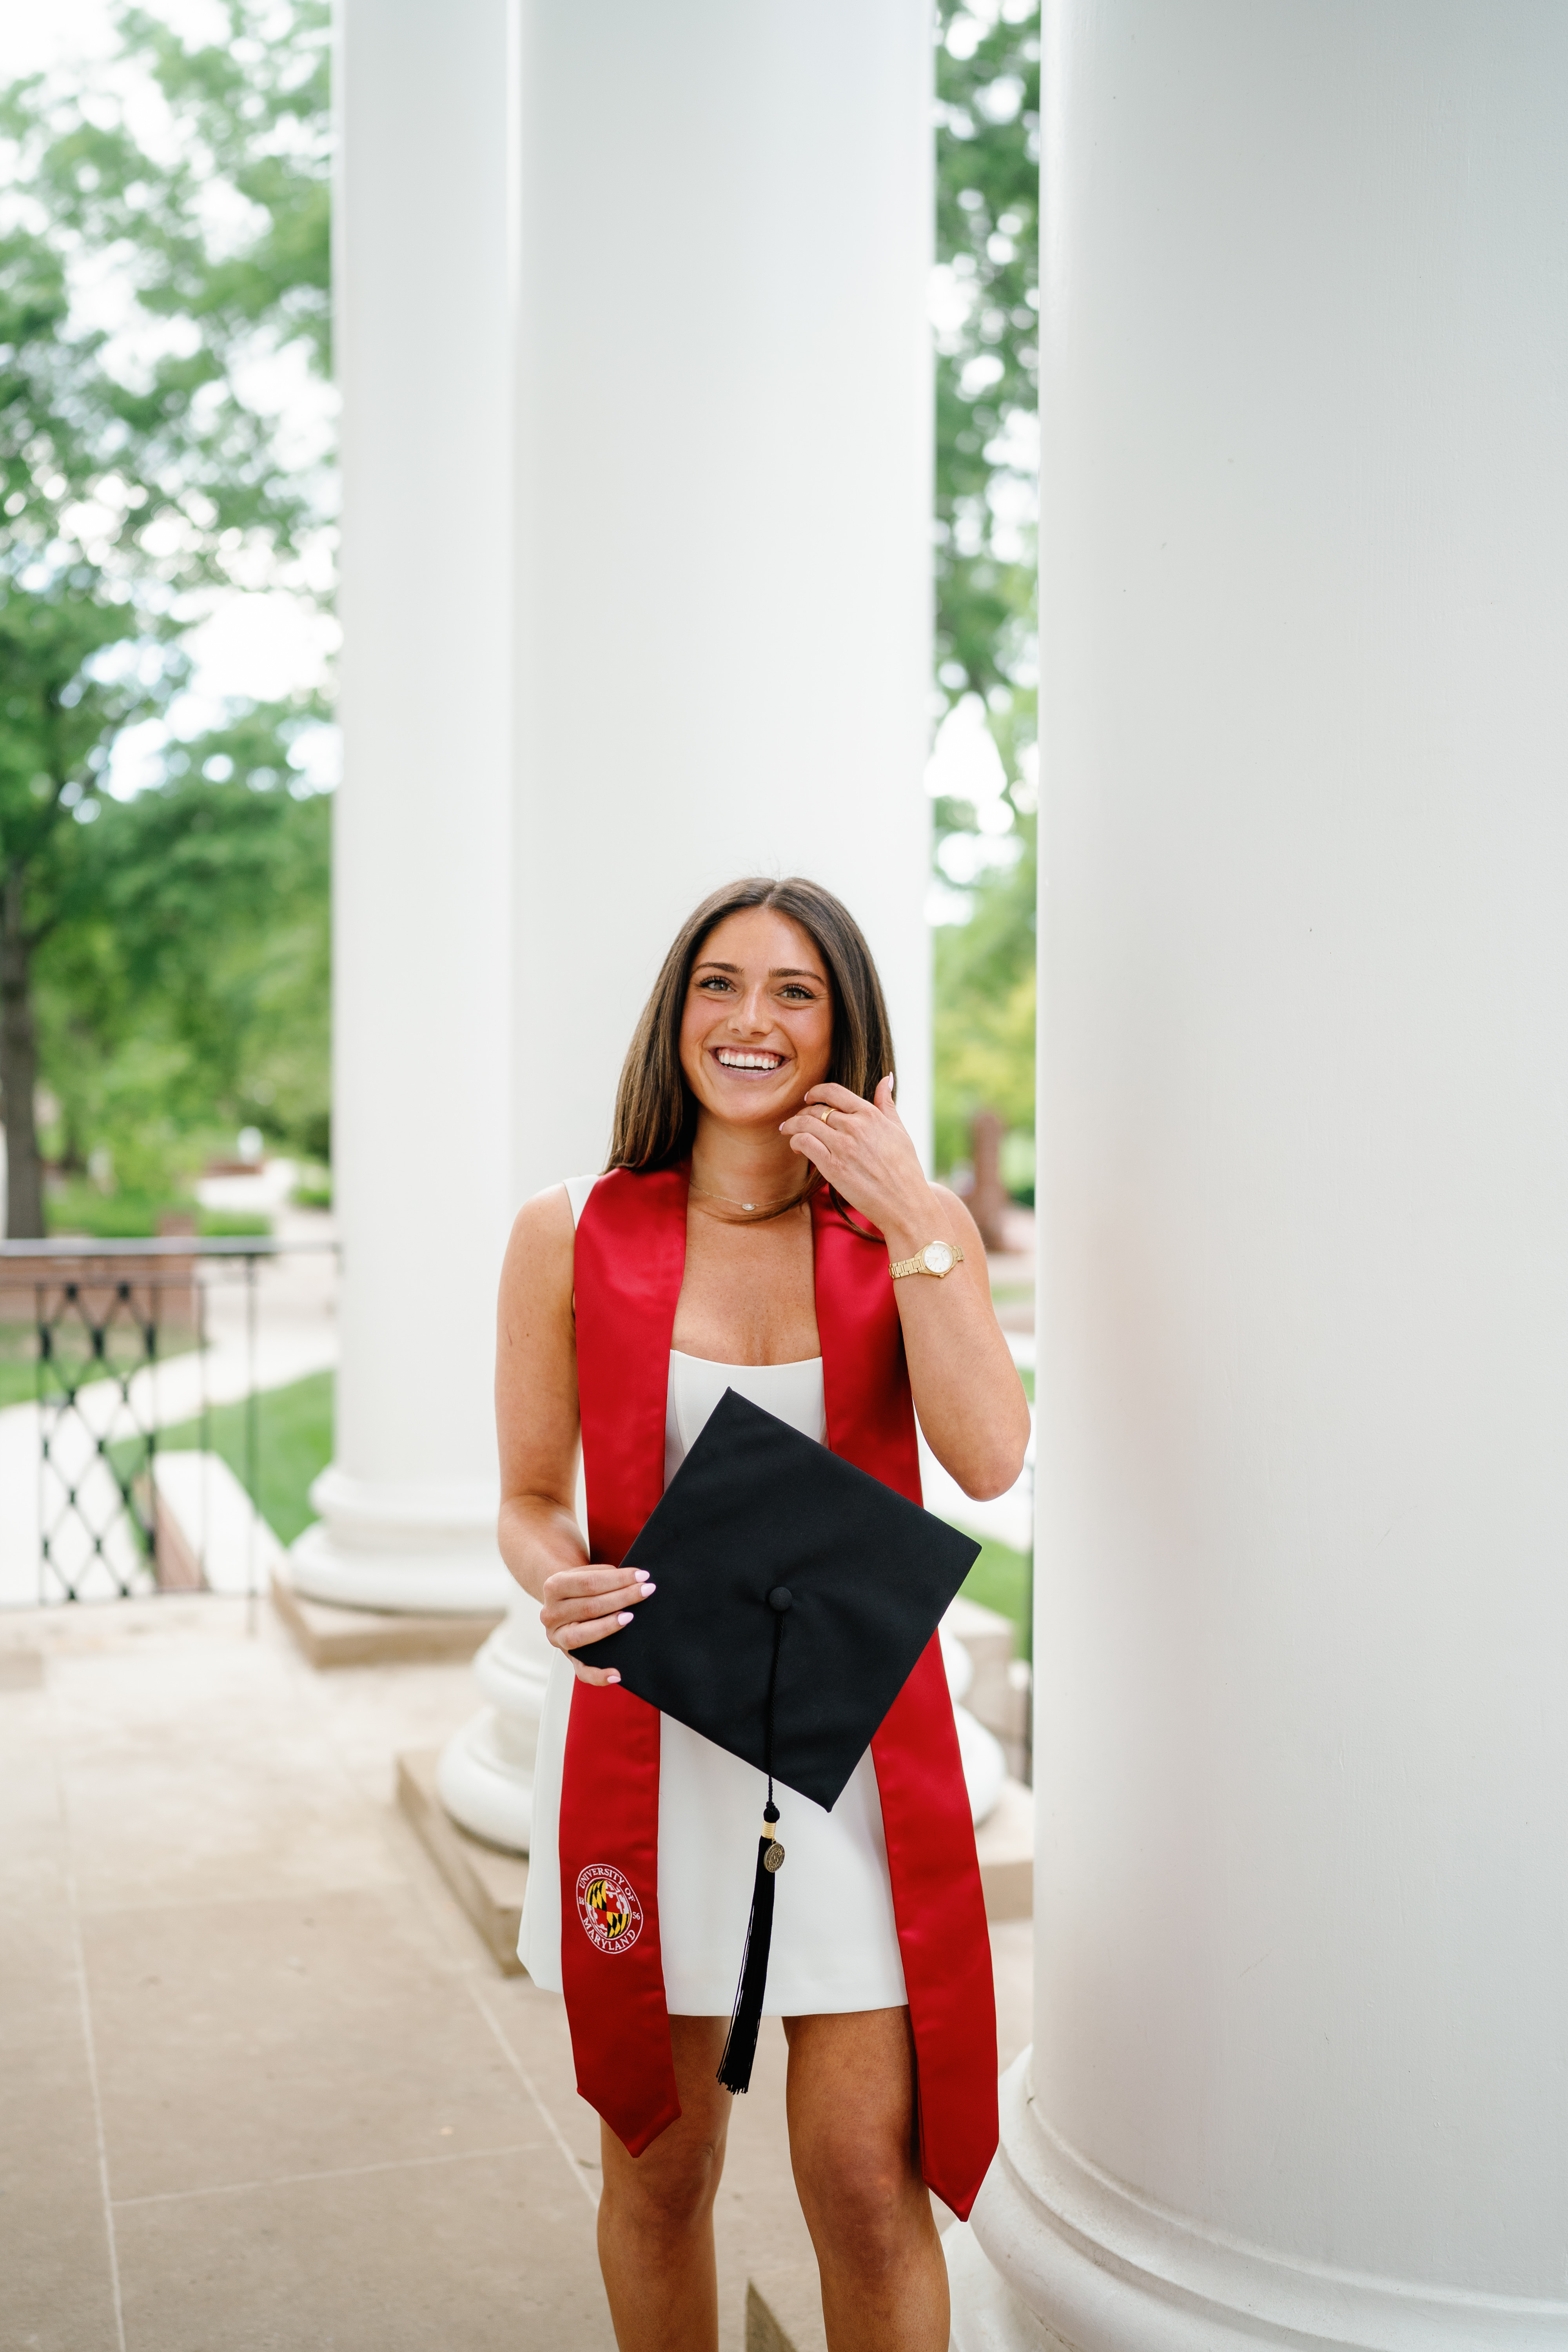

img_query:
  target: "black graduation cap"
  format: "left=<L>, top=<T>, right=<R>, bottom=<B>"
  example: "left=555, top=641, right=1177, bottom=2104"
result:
left=590, top=1387, right=980, bottom=2093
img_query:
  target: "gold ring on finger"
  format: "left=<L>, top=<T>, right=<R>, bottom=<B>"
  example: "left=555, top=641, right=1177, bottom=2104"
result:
left=818, top=1106, right=832, bottom=1125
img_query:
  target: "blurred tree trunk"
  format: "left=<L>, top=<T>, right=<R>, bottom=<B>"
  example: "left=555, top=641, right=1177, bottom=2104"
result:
left=967, top=1108, right=1011, bottom=1253
left=0, top=869, right=44, bottom=1239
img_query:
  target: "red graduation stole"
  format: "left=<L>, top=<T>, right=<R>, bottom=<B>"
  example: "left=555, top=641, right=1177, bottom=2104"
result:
left=558, top=1165, right=998, bottom=2220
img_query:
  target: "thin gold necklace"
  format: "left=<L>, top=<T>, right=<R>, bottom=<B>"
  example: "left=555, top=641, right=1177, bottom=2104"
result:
left=689, top=1176, right=811, bottom=1218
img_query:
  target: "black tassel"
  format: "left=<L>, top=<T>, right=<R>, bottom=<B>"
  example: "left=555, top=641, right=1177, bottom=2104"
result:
left=718, top=1588, right=792, bottom=2095
left=716, top=1818, right=778, bottom=2094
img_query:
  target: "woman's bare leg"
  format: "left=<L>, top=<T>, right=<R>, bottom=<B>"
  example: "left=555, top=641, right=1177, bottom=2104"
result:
left=596, top=2014, right=732, bottom=2352
left=782, top=2009, right=948, bottom=2352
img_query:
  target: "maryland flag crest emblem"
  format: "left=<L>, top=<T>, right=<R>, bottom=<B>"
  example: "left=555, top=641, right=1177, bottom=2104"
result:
left=575, top=1863, right=644, bottom=1955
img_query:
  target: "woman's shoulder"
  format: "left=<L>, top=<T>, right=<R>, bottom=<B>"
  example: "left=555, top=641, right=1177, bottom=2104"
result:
left=497, top=1187, right=578, bottom=1359
left=501, top=1183, right=579, bottom=1296
left=502, top=1167, right=667, bottom=1299
left=508, top=1172, right=601, bottom=1239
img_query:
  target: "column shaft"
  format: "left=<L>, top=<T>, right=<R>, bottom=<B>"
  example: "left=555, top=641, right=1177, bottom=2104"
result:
left=438, top=0, right=937, bottom=1845
left=294, top=0, right=514, bottom=1611
left=954, top=3, right=1568, bottom=2343
left=510, top=0, right=935, bottom=1180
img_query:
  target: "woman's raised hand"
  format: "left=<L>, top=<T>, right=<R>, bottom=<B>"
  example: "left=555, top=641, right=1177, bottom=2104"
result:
left=541, top=1563, right=655, bottom=1686
left=779, top=1073, right=938, bottom=1253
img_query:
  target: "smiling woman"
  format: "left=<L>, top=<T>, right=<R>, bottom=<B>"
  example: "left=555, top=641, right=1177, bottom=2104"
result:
left=494, top=874, right=1030, bottom=2352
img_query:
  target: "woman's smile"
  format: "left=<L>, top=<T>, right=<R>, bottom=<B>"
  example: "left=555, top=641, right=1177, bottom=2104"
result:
left=679, top=906, right=835, bottom=1132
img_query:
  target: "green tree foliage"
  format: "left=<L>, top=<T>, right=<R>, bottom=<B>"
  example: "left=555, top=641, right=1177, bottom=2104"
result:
left=932, top=815, right=1036, bottom=1178
left=112, top=3, right=331, bottom=373
left=0, top=2, right=331, bottom=1230
left=0, top=583, right=184, bottom=1227
left=931, top=1, right=1040, bottom=1180
left=934, top=0, right=1039, bottom=750
left=37, top=702, right=330, bottom=1192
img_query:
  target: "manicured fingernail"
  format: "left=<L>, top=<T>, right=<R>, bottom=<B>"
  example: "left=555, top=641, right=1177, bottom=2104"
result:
left=606, top=1671, right=621, bottom=1684
left=641, top=1583, right=656, bottom=1596
left=633, top=1570, right=651, bottom=1583
left=617, top=1611, right=633, bottom=1625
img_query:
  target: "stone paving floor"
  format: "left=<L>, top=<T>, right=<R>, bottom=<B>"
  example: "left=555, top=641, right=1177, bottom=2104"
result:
left=1, top=1596, right=1032, bottom=2352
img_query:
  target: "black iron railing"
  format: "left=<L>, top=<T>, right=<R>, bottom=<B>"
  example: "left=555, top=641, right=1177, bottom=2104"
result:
left=0, top=1237, right=337, bottom=1610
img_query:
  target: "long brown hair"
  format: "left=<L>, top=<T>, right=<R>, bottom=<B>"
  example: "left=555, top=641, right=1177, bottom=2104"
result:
left=608, top=877, right=896, bottom=1172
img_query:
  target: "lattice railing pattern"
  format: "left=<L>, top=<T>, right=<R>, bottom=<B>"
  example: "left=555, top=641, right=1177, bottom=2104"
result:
left=34, top=1272, right=195, bottom=1604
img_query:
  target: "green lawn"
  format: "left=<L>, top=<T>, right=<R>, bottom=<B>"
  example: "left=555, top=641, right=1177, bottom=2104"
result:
left=0, top=1322, right=41, bottom=1408
left=143, top=1369, right=334, bottom=1544
left=958, top=1534, right=1033, bottom=1659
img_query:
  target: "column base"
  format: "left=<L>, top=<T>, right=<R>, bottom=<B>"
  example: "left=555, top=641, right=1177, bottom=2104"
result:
left=946, top=2220, right=1061, bottom=2352
left=270, top=1566, right=500, bottom=1668
left=396, top=1749, right=526, bottom=1975
left=289, top=1465, right=512, bottom=1613
left=436, top=1704, right=535, bottom=1851
left=951, top=2053, right=1561, bottom=2352
left=942, top=1625, right=1008, bottom=1824
left=436, top=1599, right=554, bottom=1851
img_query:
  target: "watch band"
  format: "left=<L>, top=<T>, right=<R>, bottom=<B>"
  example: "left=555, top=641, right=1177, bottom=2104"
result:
left=889, top=1240, right=965, bottom=1280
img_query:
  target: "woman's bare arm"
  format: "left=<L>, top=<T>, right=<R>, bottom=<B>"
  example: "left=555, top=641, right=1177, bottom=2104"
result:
left=495, top=1185, right=654, bottom=1684
left=779, top=1079, right=1031, bottom=1501
left=882, top=1183, right=1029, bottom=1500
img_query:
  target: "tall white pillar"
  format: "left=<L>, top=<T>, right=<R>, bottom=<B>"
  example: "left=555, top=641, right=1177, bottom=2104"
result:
left=292, top=0, right=515, bottom=1613
left=437, top=0, right=935, bottom=1845
left=508, top=0, right=934, bottom=1184
left=949, top=6, right=1568, bottom=2345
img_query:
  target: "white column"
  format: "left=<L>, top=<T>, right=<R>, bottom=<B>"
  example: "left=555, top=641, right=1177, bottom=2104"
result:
left=950, top=5, right=1568, bottom=2345
left=438, top=0, right=935, bottom=1847
left=508, top=0, right=935, bottom=1185
left=292, top=0, right=515, bottom=1613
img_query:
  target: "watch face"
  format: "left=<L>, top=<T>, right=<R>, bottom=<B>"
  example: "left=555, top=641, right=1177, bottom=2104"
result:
left=922, top=1241, right=955, bottom=1276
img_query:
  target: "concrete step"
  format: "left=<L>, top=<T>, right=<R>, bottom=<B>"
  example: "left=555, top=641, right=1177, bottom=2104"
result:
left=272, top=1566, right=502, bottom=1668
left=976, top=1776, right=1034, bottom=1923
left=141, top=1449, right=504, bottom=1667
left=396, top=1746, right=527, bottom=1973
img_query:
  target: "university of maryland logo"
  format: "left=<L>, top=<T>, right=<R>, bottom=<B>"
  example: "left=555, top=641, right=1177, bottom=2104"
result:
left=575, top=1864, right=644, bottom=1955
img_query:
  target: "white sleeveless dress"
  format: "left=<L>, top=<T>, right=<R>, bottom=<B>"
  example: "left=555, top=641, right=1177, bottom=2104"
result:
left=516, top=1176, right=908, bottom=2016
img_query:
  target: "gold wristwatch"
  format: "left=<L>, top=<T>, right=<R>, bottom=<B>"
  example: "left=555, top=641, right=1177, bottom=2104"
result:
left=889, top=1239, right=965, bottom=1280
